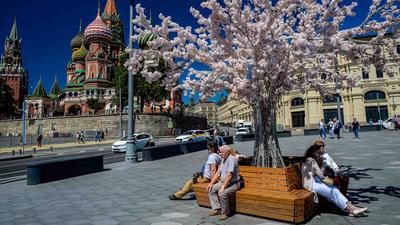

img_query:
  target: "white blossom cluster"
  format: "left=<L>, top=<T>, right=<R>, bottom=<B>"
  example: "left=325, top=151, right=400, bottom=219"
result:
left=126, top=0, right=399, bottom=106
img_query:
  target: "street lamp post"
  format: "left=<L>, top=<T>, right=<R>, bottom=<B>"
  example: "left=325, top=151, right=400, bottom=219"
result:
left=376, top=92, right=382, bottom=130
left=119, top=72, right=123, bottom=138
left=21, top=99, right=26, bottom=154
left=125, top=0, right=137, bottom=162
left=335, top=78, right=342, bottom=134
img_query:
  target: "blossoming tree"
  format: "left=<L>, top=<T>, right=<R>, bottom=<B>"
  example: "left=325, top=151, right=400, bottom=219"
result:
left=126, top=0, right=399, bottom=167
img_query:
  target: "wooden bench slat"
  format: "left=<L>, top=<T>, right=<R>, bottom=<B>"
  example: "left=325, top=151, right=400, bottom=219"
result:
left=240, top=166, right=287, bottom=174
left=236, top=201, right=303, bottom=217
left=240, top=171, right=288, bottom=179
left=237, top=206, right=299, bottom=222
left=241, top=184, right=290, bottom=192
left=235, top=196, right=298, bottom=210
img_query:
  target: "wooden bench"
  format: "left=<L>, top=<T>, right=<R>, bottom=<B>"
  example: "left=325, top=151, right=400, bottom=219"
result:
left=192, top=164, right=317, bottom=223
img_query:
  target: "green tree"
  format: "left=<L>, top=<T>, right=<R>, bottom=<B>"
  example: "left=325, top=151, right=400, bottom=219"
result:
left=113, top=51, right=169, bottom=113
left=0, top=79, right=17, bottom=118
left=112, top=65, right=129, bottom=109
left=86, top=98, right=101, bottom=114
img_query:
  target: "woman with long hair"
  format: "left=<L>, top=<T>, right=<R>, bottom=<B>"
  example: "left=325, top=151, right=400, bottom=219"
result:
left=301, top=141, right=367, bottom=216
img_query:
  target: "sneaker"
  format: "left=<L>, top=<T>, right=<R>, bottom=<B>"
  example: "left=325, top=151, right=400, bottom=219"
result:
left=209, top=209, right=221, bottom=216
left=219, top=214, right=229, bottom=220
left=168, top=195, right=180, bottom=200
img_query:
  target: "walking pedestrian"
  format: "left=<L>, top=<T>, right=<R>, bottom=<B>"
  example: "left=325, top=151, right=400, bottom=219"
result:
left=37, top=134, right=43, bottom=147
left=76, top=132, right=81, bottom=144
left=328, top=119, right=334, bottom=139
left=319, top=119, right=327, bottom=139
left=333, top=118, right=342, bottom=139
left=80, top=131, right=85, bottom=144
left=351, top=118, right=360, bottom=139
left=100, top=130, right=105, bottom=142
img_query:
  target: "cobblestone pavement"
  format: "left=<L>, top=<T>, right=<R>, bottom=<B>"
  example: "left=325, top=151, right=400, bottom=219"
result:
left=0, top=131, right=399, bottom=225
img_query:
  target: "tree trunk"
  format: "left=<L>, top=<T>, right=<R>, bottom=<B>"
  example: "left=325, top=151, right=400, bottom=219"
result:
left=252, top=99, right=285, bottom=168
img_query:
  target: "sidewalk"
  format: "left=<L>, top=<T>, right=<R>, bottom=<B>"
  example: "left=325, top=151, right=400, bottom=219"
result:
left=0, top=139, right=118, bottom=154
left=0, top=131, right=399, bottom=224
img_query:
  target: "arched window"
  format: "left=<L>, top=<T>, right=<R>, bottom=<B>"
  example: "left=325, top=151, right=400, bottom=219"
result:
left=322, top=95, right=342, bottom=103
left=364, top=90, right=386, bottom=100
left=291, top=98, right=304, bottom=107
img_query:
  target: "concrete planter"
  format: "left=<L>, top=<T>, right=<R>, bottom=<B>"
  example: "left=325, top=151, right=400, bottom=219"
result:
left=303, top=129, right=320, bottom=136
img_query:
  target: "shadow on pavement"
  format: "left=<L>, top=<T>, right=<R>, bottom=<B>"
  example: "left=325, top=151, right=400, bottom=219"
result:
left=340, top=165, right=382, bottom=180
left=348, top=186, right=400, bottom=204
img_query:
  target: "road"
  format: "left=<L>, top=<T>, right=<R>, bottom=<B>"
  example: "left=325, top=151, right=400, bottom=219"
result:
left=0, top=137, right=177, bottom=184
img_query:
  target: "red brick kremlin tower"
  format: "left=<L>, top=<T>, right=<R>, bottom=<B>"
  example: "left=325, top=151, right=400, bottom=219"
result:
left=0, top=18, right=28, bottom=111
left=60, top=0, right=125, bottom=115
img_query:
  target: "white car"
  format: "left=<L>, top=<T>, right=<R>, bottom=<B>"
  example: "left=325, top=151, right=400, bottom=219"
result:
left=175, top=130, right=211, bottom=143
left=112, top=133, right=156, bottom=153
left=236, top=127, right=252, bottom=136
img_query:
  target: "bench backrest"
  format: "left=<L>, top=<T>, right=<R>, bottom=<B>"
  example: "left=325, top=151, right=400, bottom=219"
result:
left=240, top=164, right=302, bottom=192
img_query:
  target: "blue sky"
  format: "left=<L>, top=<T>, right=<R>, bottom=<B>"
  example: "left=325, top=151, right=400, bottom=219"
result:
left=0, top=0, right=387, bottom=104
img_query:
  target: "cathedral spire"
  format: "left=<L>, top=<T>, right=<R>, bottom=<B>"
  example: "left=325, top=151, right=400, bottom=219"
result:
left=104, top=0, right=118, bottom=16
left=79, top=18, right=82, bottom=33
left=9, top=17, right=19, bottom=40
left=97, top=0, right=101, bottom=17
left=49, top=76, right=61, bottom=100
left=31, top=78, right=47, bottom=98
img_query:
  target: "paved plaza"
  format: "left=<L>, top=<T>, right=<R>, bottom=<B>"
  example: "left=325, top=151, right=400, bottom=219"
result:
left=0, top=130, right=399, bottom=225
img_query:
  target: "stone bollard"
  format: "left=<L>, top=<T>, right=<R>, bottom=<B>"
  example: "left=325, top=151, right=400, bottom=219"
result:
left=33, top=148, right=36, bottom=154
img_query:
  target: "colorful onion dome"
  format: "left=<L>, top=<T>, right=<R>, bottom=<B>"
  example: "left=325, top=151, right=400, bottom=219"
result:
left=84, top=12, right=112, bottom=41
left=138, top=33, right=158, bottom=49
left=70, top=32, right=85, bottom=49
left=72, top=44, right=88, bottom=62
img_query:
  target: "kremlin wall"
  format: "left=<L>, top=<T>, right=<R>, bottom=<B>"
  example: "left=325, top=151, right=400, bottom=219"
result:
left=0, top=113, right=207, bottom=137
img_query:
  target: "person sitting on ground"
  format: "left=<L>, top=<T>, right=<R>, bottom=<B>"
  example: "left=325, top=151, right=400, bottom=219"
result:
left=207, top=145, right=241, bottom=220
left=169, top=140, right=221, bottom=200
left=301, top=142, right=367, bottom=217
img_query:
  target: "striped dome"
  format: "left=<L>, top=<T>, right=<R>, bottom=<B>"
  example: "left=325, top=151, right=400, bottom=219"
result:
left=84, top=13, right=112, bottom=41
left=70, top=32, right=85, bottom=49
left=72, top=44, right=88, bottom=62
left=138, top=33, right=158, bottom=49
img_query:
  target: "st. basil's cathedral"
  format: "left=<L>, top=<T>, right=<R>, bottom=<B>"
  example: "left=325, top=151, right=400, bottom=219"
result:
left=61, top=0, right=125, bottom=116
left=1, top=0, right=182, bottom=119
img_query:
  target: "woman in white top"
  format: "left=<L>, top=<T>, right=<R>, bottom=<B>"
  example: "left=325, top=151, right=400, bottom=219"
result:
left=301, top=141, right=367, bottom=216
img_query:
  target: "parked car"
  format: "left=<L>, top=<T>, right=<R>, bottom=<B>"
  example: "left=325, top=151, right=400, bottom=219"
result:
left=112, top=133, right=156, bottom=153
left=175, top=130, right=211, bottom=143
left=235, top=127, right=252, bottom=136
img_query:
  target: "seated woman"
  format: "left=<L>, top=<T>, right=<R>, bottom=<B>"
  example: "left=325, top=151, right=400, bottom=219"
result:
left=314, top=140, right=340, bottom=176
left=169, top=140, right=221, bottom=200
left=227, top=146, right=252, bottom=165
left=301, top=141, right=367, bottom=216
